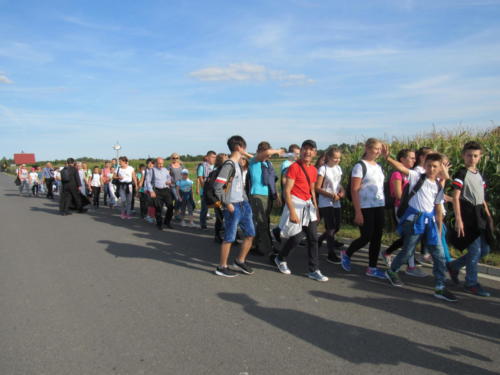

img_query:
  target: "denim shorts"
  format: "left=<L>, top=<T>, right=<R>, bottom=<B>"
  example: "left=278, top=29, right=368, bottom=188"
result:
left=223, top=200, right=255, bottom=242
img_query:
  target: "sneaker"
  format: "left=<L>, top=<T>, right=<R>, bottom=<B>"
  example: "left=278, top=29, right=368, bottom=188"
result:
left=446, top=263, right=460, bottom=285
left=365, top=267, right=387, bottom=280
left=181, top=220, right=186, bottom=227
left=405, top=266, right=427, bottom=278
left=385, top=270, right=404, bottom=287
left=120, top=214, right=127, bottom=219
left=380, top=249, right=393, bottom=267
left=233, top=259, right=254, bottom=275
left=326, top=253, right=341, bottom=264
left=464, top=284, right=491, bottom=297
left=189, top=221, right=196, bottom=228
left=434, top=288, right=458, bottom=302
left=274, top=256, right=291, bottom=275
left=214, top=266, right=238, bottom=278
left=340, top=250, right=351, bottom=272
left=307, top=270, right=328, bottom=282
left=200, top=224, right=208, bottom=230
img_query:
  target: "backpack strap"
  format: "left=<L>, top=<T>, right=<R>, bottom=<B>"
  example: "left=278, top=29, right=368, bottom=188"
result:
left=407, top=173, right=427, bottom=202
left=297, top=161, right=312, bottom=191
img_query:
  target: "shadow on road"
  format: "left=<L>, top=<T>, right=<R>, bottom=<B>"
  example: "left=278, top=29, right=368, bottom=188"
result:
left=310, top=290, right=500, bottom=345
left=218, top=292, right=496, bottom=374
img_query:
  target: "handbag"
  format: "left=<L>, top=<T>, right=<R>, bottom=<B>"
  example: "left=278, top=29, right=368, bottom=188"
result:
left=14, top=176, right=21, bottom=186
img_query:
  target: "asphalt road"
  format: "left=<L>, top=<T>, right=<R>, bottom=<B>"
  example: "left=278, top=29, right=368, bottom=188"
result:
left=1, top=173, right=499, bottom=375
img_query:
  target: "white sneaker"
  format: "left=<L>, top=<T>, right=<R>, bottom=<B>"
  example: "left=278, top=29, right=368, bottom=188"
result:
left=273, top=256, right=291, bottom=275
left=405, top=267, right=427, bottom=278
left=307, top=270, right=329, bottom=282
left=181, top=220, right=186, bottom=227
left=189, top=221, right=196, bottom=228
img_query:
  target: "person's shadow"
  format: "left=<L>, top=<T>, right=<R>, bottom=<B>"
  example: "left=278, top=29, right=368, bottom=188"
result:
left=218, top=293, right=496, bottom=374
left=309, top=290, right=500, bottom=344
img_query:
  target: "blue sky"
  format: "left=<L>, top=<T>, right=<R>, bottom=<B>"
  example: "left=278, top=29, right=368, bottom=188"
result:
left=1, top=0, right=499, bottom=160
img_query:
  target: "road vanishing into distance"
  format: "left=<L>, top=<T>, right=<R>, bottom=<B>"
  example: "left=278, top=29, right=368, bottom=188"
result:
left=1, top=173, right=499, bottom=375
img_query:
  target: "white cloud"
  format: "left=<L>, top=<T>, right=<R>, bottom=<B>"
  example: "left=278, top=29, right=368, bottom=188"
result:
left=0, top=42, right=53, bottom=63
left=401, top=75, right=452, bottom=90
left=310, top=47, right=399, bottom=60
left=0, top=74, right=13, bottom=84
left=189, top=63, right=314, bottom=85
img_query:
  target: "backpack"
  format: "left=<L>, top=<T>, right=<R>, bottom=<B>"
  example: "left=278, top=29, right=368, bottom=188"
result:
left=383, top=171, right=395, bottom=209
left=247, top=160, right=278, bottom=200
left=203, top=160, right=236, bottom=208
left=396, top=173, right=441, bottom=218
left=60, top=167, right=70, bottom=183
left=346, top=161, right=367, bottom=201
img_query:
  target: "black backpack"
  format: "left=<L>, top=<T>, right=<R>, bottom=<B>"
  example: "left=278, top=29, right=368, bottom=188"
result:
left=396, top=173, right=441, bottom=218
left=346, top=161, right=367, bottom=201
left=203, top=160, right=236, bottom=208
left=60, top=167, right=71, bottom=183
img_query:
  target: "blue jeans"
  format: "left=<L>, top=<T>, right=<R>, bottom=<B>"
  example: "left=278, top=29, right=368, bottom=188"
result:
left=450, top=234, right=490, bottom=287
left=391, top=220, right=447, bottom=289
left=223, top=201, right=255, bottom=243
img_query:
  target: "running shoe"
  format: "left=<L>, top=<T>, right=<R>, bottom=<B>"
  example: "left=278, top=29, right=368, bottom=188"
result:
left=326, top=253, right=341, bottom=264
left=307, top=270, right=328, bottom=282
left=405, top=266, right=427, bottom=278
left=464, top=284, right=491, bottom=297
left=181, top=220, right=186, bottom=227
left=274, top=256, right=291, bottom=275
left=214, top=266, right=238, bottom=278
left=340, top=250, right=351, bottom=272
left=434, top=288, right=457, bottom=302
left=233, top=259, right=255, bottom=275
left=120, top=214, right=127, bottom=219
left=365, top=267, right=387, bottom=280
left=385, top=270, right=404, bottom=287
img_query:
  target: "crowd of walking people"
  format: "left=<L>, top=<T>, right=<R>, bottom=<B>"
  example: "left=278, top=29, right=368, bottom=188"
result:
left=14, top=135, right=495, bottom=301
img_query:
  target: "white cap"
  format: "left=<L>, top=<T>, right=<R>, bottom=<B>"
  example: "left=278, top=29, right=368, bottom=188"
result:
left=181, top=168, right=189, bottom=174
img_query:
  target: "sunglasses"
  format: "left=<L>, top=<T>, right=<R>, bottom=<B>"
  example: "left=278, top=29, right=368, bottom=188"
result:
left=172, top=157, right=179, bottom=160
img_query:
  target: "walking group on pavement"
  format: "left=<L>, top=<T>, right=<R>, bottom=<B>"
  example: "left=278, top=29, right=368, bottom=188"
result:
left=14, top=136, right=495, bottom=301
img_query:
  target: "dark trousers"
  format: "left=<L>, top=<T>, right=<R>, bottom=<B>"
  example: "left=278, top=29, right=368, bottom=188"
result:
left=199, top=198, right=208, bottom=227
left=319, top=206, right=341, bottom=257
left=346, top=206, right=385, bottom=268
left=278, top=220, right=319, bottom=272
left=131, top=185, right=136, bottom=211
left=32, top=183, right=39, bottom=196
left=139, top=192, right=148, bottom=218
left=92, top=186, right=101, bottom=207
left=154, top=188, right=174, bottom=226
left=103, top=183, right=110, bottom=205
left=45, top=178, right=55, bottom=198
left=60, top=185, right=82, bottom=213
left=250, top=194, right=273, bottom=253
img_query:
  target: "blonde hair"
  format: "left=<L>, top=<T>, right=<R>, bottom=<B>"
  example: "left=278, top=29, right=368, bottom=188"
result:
left=362, top=138, right=381, bottom=158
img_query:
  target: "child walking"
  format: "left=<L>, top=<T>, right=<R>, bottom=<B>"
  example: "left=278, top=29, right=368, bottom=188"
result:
left=315, top=147, right=345, bottom=264
left=341, top=138, right=386, bottom=279
left=176, top=169, right=196, bottom=227
left=90, top=166, right=102, bottom=209
left=447, top=141, right=493, bottom=297
left=383, top=146, right=457, bottom=302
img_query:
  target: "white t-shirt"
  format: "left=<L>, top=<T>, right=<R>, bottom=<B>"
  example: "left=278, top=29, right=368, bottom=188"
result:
left=318, top=165, right=342, bottom=208
left=91, top=173, right=102, bottom=187
left=351, top=160, right=385, bottom=208
left=29, top=172, right=39, bottom=183
left=406, top=170, right=443, bottom=219
left=118, top=166, right=134, bottom=183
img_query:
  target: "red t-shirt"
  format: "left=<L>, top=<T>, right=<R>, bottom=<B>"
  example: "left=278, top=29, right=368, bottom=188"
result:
left=287, top=161, right=317, bottom=201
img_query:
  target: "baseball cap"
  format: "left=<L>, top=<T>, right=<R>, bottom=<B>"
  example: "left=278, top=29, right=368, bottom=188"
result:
left=181, top=169, right=189, bottom=174
left=301, top=139, right=317, bottom=149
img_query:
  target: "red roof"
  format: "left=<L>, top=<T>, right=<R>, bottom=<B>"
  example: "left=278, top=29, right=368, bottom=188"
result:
left=14, top=153, right=36, bottom=165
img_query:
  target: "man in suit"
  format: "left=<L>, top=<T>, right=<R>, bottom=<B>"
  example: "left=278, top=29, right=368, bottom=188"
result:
left=59, top=158, right=87, bottom=215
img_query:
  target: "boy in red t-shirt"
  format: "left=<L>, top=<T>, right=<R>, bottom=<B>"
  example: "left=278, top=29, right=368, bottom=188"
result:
left=273, top=140, right=328, bottom=282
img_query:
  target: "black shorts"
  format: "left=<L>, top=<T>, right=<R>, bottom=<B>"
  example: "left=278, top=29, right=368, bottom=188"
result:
left=319, top=206, right=341, bottom=233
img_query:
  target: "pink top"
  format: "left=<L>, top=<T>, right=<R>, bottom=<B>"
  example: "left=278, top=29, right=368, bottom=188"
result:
left=389, top=171, right=409, bottom=207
